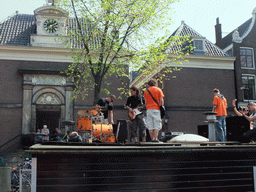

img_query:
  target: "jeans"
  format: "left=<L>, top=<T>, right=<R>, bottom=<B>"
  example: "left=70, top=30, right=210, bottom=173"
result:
left=216, top=116, right=226, bottom=142
left=130, top=114, right=147, bottom=138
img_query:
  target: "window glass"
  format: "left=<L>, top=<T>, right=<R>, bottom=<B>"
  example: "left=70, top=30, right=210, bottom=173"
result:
left=241, top=56, right=246, bottom=67
left=194, top=40, right=203, bottom=50
left=240, top=49, right=245, bottom=55
left=242, top=75, right=256, bottom=100
left=240, top=48, right=254, bottom=68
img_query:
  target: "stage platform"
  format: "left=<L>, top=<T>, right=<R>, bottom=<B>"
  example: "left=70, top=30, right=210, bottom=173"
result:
left=28, top=141, right=256, bottom=192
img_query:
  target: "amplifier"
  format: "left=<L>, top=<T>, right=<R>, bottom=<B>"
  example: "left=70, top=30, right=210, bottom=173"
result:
left=116, top=120, right=128, bottom=143
left=226, top=116, right=250, bottom=142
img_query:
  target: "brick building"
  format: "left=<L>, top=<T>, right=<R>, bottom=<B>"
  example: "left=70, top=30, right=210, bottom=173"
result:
left=131, top=21, right=236, bottom=134
left=215, top=7, right=256, bottom=108
left=0, top=3, right=129, bottom=148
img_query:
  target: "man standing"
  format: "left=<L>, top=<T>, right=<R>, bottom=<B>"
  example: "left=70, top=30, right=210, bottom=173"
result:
left=41, top=125, right=50, bottom=142
left=242, top=103, right=256, bottom=142
left=212, top=88, right=227, bottom=142
left=126, top=86, right=147, bottom=143
left=144, top=79, right=164, bottom=142
left=97, top=94, right=116, bottom=124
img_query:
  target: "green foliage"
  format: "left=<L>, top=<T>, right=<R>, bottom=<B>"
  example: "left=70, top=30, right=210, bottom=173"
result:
left=57, top=0, right=192, bottom=104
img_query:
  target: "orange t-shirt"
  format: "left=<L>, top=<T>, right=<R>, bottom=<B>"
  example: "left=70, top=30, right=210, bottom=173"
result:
left=213, top=95, right=227, bottom=116
left=144, top=86, right=164, bottom=110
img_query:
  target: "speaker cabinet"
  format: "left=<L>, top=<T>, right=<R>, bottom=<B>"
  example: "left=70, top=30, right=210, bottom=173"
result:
left=116, top=120, right=128, bottom=142
left=226, top=116, right=250, bottom=142
left=198, top=125, right=208, bottom=139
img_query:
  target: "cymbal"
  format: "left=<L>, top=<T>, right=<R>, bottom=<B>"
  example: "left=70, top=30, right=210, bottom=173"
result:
left=77, top=108, right=106, bottom=116
left=77, top=109, right=96, bottom=116
left=94, top=106, right=106, bottom=109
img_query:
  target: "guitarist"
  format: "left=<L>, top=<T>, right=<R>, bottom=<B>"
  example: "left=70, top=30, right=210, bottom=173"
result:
left=126, top=86, right=147, bottom=143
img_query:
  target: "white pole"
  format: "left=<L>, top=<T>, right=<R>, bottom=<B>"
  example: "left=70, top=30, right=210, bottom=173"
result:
left=253, top=166, right=256, bottom=192
left=31, top=158, right=37, bottom=192
left=19, top=168, right=22, bottom=192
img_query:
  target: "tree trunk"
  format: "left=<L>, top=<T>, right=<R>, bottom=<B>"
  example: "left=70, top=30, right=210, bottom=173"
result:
left=93, top=75, right=102, bottom=105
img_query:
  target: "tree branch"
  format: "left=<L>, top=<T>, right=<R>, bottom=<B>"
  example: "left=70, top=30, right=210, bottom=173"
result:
left=71, top=0, right=95, bottom=76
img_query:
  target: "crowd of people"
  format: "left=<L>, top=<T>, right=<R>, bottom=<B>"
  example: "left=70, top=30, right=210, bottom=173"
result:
left=34, top=126, right=63, bottom=143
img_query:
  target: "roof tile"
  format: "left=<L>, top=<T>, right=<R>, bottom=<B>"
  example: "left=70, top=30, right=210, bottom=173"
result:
left=166, top=22, right=228, bottom=57
left=0, top=14, right=36, bottom=46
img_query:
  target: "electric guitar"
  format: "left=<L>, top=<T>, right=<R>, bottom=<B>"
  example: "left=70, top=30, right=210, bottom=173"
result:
left=128, top=107, right=143, bottom=120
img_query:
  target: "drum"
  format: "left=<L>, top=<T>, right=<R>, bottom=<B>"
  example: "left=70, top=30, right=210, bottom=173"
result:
left=90, top=110, right=99, bottom=116
left=78, top=117, right=92, bottom=131
left=92, top=124, right=115, bottom=143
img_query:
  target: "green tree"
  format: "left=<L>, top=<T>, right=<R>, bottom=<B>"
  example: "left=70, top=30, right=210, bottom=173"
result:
left=58, top=0, right=191, bottom=105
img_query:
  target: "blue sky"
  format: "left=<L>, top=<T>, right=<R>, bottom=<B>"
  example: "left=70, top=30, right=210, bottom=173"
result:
left=0, top=0, right=255, bottom=43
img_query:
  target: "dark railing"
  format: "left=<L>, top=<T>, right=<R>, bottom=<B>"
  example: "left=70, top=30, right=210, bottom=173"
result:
left=0, top=134, right=22, bottom=155
left=21, top=134, right=66, bottom=149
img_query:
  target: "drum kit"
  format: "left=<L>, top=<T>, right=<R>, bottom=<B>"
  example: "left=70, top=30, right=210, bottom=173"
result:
left=77, top=106, right=115, bottom=143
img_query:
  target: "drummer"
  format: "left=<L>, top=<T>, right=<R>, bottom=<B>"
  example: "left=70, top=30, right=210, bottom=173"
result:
left=96, top=94, right=116, bottom=124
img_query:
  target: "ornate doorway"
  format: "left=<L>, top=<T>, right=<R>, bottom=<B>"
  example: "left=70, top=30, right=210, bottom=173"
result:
left=36, top=108, right=61, bottom=134
left=21, top=74, right=74, bottom=134
left=33, top=91, right=64, bottom=133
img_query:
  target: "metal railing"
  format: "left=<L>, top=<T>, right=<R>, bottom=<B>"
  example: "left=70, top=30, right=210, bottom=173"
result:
left=0, top=134, right=22, bottom=155
left=11, top=159, right=31, bottom=192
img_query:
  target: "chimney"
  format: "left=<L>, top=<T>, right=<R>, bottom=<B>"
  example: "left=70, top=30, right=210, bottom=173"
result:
left=215, top=17, right=222, bottom=47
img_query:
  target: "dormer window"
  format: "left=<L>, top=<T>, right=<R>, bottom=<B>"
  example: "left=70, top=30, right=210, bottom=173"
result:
left=194, top=40, right=203, bottom=51
left=192, top=37, right=206, bottom=55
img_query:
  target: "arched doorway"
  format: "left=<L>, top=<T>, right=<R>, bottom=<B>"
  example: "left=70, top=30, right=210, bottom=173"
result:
left=21, top=74, right=74, bottom=134
left=33, top=90, right=65, bottom=134
left=36, top=107, right=61, bottom=134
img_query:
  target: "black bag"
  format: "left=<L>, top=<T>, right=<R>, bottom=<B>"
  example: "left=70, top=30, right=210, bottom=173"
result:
left=146, top=89, right=166, bottom=119
left=160, top=106, right=166, bottom=119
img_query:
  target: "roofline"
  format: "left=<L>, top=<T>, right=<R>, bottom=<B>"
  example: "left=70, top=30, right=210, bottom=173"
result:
left=130, top=54, right=235, bottom=88
left=178, top=54, right=235, bottom=62
left=222, top=7, right=256, bottom=48
left=167, top=21, right=228, bottom=57
left=241, top=11, right=256, bottom=40
left=0, top=45, right=73, bottom=63
left=223, top=44, right=233, bottom=52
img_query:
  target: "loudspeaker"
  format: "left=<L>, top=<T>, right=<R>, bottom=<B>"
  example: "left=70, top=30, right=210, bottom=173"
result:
left=62, top=121, right=75, bottom=125
left=198, top=125, right=208, bottom=139
left=146, top=129, right=152, bottom=142
left=226, top=116, right=250, bottom=142
left=116, top=120, right=128, bottom=142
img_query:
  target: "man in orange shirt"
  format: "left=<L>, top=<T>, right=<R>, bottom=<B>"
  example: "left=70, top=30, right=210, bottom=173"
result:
left=144, top=79, right=164, bottom=142
left=212, top=88, right=227, bottom=142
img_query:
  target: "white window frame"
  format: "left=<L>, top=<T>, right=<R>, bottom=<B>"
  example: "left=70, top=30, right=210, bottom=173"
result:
left=194, top=40, right=204, bottom=51
left=242, top=74, right=256, bottom=102
left=192, top=37, right=206, bottom=54
left=240, top=47, right=255, bottom=69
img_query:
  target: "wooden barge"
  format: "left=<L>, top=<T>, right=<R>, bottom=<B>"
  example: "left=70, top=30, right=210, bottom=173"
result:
left=27, top=141, right=256, bottom=192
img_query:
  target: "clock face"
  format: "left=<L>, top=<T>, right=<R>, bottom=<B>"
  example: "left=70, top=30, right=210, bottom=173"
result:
left=43, top=19, right=58, bottom=33
left=46, top=96, right=52, bottom=102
